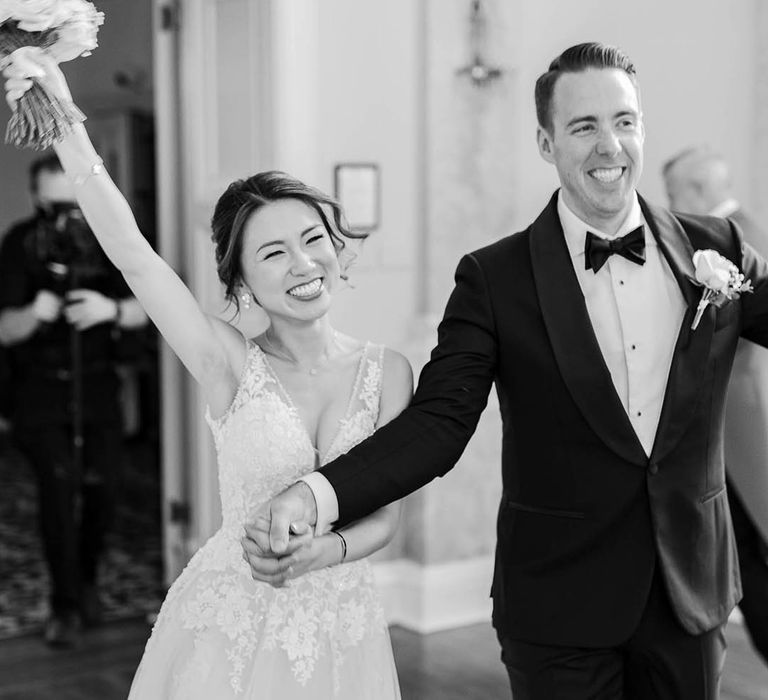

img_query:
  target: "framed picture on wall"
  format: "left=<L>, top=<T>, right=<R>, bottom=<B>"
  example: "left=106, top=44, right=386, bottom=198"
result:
left=334, top=163, right=380, bottom=233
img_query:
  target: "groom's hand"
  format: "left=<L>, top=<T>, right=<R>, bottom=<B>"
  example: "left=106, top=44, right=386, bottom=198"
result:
left=241, top=517, right=312, bottom=587
left=265, top=482, right=318, bottom=554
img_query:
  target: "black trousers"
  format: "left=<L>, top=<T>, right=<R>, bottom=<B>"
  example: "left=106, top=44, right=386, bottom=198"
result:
left=728, top=477, right=768, bottom=665
left=498, top=569, right=726, bottom=699
left=17, top=423, right=122, bottom=614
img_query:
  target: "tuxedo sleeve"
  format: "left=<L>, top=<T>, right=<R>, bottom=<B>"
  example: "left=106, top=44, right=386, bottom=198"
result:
left=319, top=252, right=498, bottom=527
left=734, top=219, right=768, bottom=348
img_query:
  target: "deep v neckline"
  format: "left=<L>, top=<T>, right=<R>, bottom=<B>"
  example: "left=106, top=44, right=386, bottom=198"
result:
left=257, top=342, right=370, bottom=464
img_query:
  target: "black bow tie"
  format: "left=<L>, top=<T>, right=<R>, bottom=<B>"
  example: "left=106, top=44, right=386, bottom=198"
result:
left=584, top=225, right=646, bottom=273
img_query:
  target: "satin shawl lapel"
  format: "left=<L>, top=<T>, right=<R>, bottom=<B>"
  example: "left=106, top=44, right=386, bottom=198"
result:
left=529, top=193, right=648, bottom=467
left=639, top=197, right=716, bottom=464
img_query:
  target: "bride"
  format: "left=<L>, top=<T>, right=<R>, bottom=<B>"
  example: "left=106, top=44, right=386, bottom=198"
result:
left=3, top=51, right=411, bottom=699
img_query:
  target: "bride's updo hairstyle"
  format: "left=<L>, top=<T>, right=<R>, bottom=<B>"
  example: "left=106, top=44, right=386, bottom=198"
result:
left=211, top=170, right=367, bottom=311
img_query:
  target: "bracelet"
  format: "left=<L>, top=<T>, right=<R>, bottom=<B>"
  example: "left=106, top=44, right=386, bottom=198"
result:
left=71, top=157, right=104, bottom=186
left=334, top=531, right=347, bottom=564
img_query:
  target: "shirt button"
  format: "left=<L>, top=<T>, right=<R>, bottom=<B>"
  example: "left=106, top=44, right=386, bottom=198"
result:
left=637, top=411, right=642, bottom=417
left=631, top=344, right=637, bottom=350
left=619, top=280, right=625, bottom=286
left=648, top=463, right=659, bottom=475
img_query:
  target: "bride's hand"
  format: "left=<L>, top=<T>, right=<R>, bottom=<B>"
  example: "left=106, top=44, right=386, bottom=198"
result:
left=281, top=529, right=346, bottom=583
left=2, top=46, right=72, bottom=110
left=242, top=519, right=313, bottom=587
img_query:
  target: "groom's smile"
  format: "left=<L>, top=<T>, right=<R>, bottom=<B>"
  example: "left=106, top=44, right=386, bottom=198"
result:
left=537, top=67, right=644, bottom=235
left=588, top=166, right=625, bottom=184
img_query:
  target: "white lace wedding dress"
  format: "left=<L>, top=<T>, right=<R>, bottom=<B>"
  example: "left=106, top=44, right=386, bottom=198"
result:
left=128, top=340, right=401, bottom=699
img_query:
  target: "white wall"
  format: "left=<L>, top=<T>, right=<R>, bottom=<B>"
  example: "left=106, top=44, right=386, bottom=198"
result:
left=512, top=0, right=758, bottom=227
left=313, top=0, right=422, bottom=347
left=312, top=0, right=423, bottom=562
left=302, top=0, right=760, bottom=351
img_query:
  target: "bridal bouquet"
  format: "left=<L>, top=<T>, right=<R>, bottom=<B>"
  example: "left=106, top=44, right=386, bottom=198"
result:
left=0, top=0, right=104, bottom=149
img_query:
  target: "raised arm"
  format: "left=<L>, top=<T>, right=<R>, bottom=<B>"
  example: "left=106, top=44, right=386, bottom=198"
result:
left=3, top=50, right=244, bottom=409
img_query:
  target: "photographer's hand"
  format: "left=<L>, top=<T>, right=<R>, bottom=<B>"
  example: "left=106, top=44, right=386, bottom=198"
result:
left=32, top=290, right=63, bottom=323
left=0, top=290, right=62, bottom=346
left=0, top=290, right=62, bottom=345
left=64, top=289, right=117, bottom=330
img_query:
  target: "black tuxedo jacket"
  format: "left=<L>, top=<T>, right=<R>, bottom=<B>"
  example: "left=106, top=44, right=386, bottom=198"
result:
left=722, top=207, right=768, bottom=543
left=321, top=192, right=768, bottom=647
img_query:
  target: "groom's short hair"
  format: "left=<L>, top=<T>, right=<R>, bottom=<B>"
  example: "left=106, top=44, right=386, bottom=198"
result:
left=535, top=42, right=638, bottom=133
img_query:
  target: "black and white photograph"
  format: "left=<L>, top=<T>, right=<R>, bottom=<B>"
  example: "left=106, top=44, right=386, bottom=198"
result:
left=1, top=1, right=768, bottom=698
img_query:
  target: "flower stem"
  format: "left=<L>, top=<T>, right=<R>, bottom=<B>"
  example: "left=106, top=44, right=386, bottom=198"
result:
left=691, top=289, right=716, bottom=331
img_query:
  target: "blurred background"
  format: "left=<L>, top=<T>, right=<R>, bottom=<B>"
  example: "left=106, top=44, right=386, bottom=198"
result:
left=0, top=1, right=767, bottom=697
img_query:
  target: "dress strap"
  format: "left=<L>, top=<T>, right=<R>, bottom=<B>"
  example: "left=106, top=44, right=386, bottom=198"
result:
left=356, top=343, right=385, bottom=421
left=341, top=341, right=367, bottom=410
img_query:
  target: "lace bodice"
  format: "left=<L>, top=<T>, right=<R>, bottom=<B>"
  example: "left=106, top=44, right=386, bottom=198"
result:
left=131, top=340, right=397, bottom=698
left=205, top=340, right=384, bottom=534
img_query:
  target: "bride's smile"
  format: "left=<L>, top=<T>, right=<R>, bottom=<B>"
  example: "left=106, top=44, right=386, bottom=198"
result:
left=287, top=276, right=325, bottom=300
left=240, top=198, right=342, bottom=322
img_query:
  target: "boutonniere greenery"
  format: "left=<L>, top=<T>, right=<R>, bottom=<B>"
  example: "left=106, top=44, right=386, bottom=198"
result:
left=690, top=249, right=753, bottom=331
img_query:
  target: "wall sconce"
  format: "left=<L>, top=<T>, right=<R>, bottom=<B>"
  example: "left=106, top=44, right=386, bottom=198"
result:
left=455, top=0, right=504, bottom=88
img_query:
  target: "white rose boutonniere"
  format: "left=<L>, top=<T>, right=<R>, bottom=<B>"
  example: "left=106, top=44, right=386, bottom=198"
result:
left=691, top=249, right=753, bottom=330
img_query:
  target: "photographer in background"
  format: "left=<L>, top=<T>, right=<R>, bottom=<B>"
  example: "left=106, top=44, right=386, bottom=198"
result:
left=0, top=154, right=148, bottom=648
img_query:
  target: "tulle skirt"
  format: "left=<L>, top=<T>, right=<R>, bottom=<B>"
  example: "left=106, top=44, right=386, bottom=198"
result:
left=127, top=530, right=401, bottom=699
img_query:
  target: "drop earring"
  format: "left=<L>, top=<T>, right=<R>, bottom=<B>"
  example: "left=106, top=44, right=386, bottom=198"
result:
left=240, top=291, right=253, bottom=309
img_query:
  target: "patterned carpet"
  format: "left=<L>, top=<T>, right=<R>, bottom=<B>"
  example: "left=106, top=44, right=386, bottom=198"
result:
left=0, top=430, right=163, bottom=639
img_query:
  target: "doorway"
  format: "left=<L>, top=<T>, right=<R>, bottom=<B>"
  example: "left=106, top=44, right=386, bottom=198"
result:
left=0, top=0, right=163, bottom=638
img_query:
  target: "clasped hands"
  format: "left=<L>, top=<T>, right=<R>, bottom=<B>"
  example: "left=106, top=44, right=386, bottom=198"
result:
left=241, top=482, right=322, bottom=588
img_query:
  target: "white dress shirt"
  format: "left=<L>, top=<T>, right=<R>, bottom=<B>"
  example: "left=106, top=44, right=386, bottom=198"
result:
left=304, top=191, right=688, bottom=532
left=558, top=193, right=687, bottom=455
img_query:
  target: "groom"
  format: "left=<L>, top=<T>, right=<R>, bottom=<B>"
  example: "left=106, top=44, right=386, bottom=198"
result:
left=244, top=43, right=768, bottom=698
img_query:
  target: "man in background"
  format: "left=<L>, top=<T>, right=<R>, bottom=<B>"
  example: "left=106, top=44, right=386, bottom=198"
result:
left=664, top=145, right=768, bottom=666
left=0, top=154, right=148, bottom=647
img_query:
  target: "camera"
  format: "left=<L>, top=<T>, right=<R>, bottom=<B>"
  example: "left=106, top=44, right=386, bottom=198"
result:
left=27, top=202, right=112, bottom=296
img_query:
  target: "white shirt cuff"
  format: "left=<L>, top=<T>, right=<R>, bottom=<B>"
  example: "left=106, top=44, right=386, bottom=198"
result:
left=298, top=472, right=339, bottom=535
